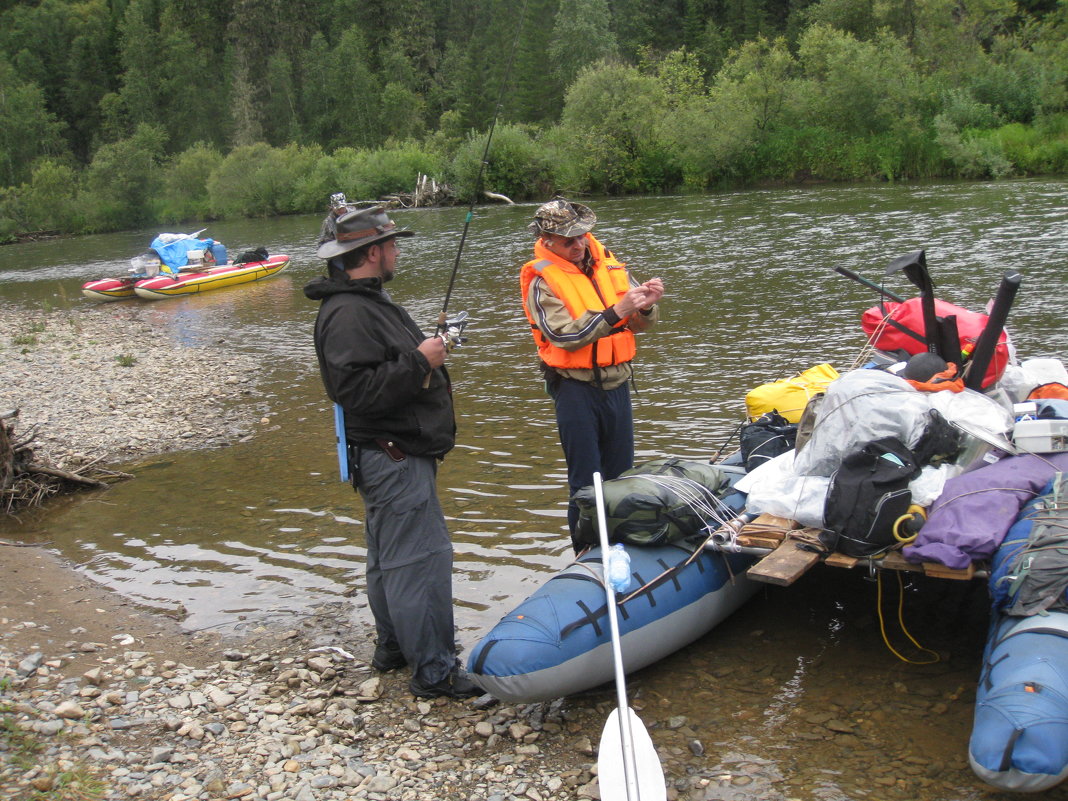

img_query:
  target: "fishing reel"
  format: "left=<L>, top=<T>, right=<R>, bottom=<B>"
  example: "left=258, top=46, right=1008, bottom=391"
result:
left=439, top=311, right=470, bottom=352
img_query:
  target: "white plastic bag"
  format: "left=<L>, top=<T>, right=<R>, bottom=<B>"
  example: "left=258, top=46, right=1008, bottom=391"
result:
left=736, top=450, right=829, bottom=528
left=908, top=463, right=962, bottom=507
left=928, top=388, right=1014, bottom=437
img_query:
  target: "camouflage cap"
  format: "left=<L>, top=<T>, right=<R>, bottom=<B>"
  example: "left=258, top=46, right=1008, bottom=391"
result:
left=528, top=198, right=596, bottom=237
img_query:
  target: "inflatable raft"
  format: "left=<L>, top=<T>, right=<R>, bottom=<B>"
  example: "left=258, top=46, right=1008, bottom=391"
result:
left=81, top=275, right=139, bottom=301
left=969, top=475, right=1068, bottom=792
left=466, top=539, right=759, bottom=703
left=133, top=254, right=290, bottom=299
left=81, top=254, right=290, bottom=301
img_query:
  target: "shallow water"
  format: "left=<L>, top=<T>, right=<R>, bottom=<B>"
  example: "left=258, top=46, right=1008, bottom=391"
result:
left=2, top=178, right=1067, bottom=798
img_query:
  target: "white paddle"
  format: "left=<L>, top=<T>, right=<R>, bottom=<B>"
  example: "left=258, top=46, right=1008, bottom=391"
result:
left=593, top=472, right=666, bottom=801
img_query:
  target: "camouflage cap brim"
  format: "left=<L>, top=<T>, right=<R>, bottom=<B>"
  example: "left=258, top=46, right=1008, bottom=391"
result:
left=529, top=198, right=596, bottom=237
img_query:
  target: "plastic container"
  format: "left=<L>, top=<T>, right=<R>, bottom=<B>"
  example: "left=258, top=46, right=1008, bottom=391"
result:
left=1013, top=419, right=1068, bottom=454
left=606, top=543, right=632, bottom=593
left=952, top=421, right=1018, bottom=473
left=1014, top=401, right=1038, bottom=421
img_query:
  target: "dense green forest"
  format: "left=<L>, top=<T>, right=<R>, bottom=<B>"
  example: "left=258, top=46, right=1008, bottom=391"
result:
left=1, top=0, right=1065, bottom=241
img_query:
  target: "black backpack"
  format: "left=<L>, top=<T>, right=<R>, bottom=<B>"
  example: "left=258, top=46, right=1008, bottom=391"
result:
left=739, top=410, right=797, bottom=472
left=233, top=246, right=270, bottom=264
left=820, top=437, right=920, bottom=557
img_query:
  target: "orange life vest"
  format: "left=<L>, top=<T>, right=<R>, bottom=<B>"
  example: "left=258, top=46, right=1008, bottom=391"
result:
left=520, top=235, right=637, bottom=370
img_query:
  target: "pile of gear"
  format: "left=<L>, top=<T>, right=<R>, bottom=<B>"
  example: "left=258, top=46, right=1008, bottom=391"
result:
left=734, top=250, right=1068, bottom=567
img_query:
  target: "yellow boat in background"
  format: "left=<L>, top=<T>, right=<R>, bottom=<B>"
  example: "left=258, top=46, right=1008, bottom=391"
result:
left=131, top=254, right=290, bottom=300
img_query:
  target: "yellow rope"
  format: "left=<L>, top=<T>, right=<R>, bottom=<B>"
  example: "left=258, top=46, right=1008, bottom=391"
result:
left=876, top=570, right=941, bottom=665
left=892, top=504, right=927, bottom=544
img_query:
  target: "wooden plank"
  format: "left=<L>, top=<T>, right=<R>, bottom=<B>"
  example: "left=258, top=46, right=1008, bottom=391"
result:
left=743, top=513, right=802, bottom=532
left=737, top=534, right=784, bottom=550
left=747, top=540, right=821, bottom=586
left=824, top=553, right=858, bottom=569
left=922, top=561, right=976, bottom=581
left=738, top=514, right=800, bottom=549
left=819, top=549, right=978, bottom=580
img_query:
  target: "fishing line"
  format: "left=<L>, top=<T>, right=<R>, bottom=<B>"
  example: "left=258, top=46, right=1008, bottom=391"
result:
left=433, top=0, right=529, bottom=335
left=625, top=474, right=737, bottom=528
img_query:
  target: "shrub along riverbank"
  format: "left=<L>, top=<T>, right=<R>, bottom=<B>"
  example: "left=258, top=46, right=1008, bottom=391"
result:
left=1, top=0, right=1066, bottom=242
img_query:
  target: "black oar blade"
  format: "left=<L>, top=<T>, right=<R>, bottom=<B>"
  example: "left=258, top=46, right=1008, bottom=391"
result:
left=964, top=271, right=1022, bottom=390
left=885, top=249, right=929, bottom=292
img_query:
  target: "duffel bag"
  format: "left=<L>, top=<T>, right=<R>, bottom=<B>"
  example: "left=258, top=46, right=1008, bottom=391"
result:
left=740, top=410, right=797, bottom=471
left=861, top=297, right=1008, bottom=388
left=572, top=458, right=729, bottom=548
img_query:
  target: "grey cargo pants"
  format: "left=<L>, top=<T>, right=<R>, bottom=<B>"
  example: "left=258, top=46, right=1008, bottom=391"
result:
left=356, top=447, right=456, bottom=686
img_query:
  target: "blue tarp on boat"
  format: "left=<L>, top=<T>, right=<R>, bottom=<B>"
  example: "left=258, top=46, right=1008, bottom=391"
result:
left=150, top=234, right=217, bottom=274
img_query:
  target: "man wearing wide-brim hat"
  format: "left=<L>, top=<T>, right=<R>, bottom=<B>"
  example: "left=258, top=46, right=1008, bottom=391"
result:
left=304, top=204, right=481, bottom=700
left=520, top=198, right=664, bottom=553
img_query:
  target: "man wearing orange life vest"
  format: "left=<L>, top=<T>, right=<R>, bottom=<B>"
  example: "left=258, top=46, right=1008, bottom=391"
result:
left=520, top=198, right=663, bottom=552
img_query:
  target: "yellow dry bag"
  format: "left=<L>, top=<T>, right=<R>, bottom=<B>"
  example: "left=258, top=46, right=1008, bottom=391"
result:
left=745, top=363, right=840, bottom=423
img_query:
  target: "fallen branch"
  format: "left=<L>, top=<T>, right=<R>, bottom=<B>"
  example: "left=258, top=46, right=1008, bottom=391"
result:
left=1, top=415, right=133, bottom=515
left=27, top=463, right=110, bottom=487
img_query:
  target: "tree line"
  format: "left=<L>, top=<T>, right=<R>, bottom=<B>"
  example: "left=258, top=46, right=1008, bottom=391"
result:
left=0, top=0, right=1065, bottom=242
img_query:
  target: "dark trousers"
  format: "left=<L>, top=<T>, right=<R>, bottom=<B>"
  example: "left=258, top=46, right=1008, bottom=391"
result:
left=550, top=378, right=634, bottom=551
left=356, top=448, right=455, bottom=686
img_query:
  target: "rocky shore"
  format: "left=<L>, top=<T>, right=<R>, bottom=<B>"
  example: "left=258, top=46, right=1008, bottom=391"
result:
left=0, top=304, right=609, bottom=801
left=1, top=597, right=604, bottom=801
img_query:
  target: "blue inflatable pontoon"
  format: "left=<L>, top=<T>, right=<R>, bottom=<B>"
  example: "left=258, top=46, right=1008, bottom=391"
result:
left=970, top=475, right=1068, bottom=792
left=467, top=540, right=759, bottom=703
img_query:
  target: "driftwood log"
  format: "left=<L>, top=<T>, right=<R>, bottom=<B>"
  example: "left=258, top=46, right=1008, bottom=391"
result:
left=339, top=175, right=514, bottom=212
left=381, top=173, right=456, bottom=209
left=0, top=410, right=132, bottom=516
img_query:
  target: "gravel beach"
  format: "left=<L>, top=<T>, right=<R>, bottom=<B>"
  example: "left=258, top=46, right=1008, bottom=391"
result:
left=0, top=304, right=611, bottom=801
left=0, top=303, right=267, bottom=468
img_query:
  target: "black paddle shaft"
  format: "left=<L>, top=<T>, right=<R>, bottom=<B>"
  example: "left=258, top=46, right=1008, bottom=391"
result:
left=964, top=271, right=1023, bottom=390
left=834, top=265, right=906, bottom=303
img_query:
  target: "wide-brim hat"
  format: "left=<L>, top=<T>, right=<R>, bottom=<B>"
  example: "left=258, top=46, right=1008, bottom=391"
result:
left=528, top=197, right=596, bottom=237
left=317, top=206, right=413, bottom=259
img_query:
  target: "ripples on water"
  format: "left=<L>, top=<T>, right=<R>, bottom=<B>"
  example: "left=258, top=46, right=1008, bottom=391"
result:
left=2, top=179, right=1066, bottom=798
left=2, top=180, right=1066, bottom=632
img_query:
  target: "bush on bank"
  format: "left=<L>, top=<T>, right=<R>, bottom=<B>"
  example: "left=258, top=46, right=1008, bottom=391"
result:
left=0, top=51, right=1065, bottom=242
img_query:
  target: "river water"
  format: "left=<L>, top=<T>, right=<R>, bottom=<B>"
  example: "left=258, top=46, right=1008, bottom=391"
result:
left=2, top=179, right=1067, bottom=799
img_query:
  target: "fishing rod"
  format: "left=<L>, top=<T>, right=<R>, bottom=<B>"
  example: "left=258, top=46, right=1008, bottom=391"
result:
left=432, top=1, right=528, bottom=338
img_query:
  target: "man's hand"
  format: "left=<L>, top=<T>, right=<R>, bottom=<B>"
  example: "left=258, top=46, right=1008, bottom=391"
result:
left=613, top=277, right=664, bottom=317
left=417, top=335, right=447, bottom=369
left=639, top=277, right=664, bottom=308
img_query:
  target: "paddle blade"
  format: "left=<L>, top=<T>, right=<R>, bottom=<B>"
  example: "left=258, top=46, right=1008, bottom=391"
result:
left=598, top=707, right=666, bottom=801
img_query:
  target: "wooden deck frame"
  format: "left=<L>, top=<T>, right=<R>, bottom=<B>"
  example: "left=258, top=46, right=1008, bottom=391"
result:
left=735, top=513, right=980, bottom=586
